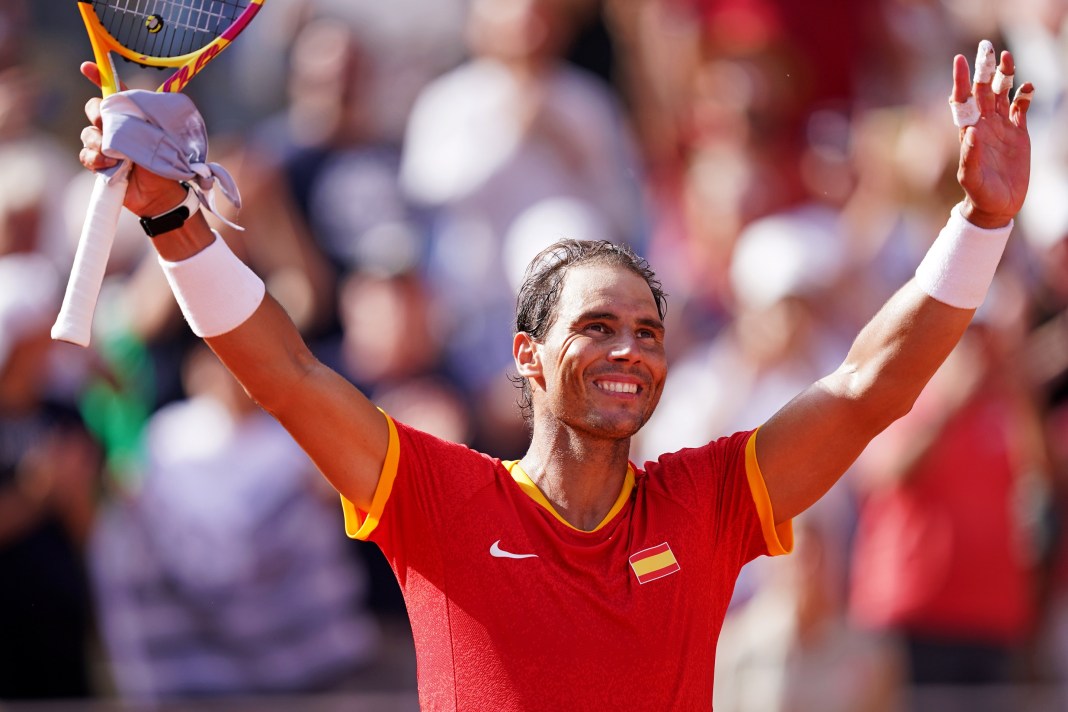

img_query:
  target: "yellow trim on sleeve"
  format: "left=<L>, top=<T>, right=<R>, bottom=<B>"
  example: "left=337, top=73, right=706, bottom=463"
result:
left=502, top=460, right=634, bottom=533
left=341, top=411, right=400, bottom=541
left=744, top=429, right=794, bottom=556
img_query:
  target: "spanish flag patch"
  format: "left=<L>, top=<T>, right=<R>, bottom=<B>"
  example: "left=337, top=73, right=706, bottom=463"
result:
left=629, top=542, right=680, bottom=584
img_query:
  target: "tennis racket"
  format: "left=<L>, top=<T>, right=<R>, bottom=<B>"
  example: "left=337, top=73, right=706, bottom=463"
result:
left=52, top=0, right=266, bottom=347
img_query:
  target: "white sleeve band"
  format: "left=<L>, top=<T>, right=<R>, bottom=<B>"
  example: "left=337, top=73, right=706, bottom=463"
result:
left=158, top=230, right=266, bottom=337
left=914, top=203, right=1012, bottom=309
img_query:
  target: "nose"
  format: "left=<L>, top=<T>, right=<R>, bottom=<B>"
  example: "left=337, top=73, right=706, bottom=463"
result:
left=608, top=333, right=640, bottom=362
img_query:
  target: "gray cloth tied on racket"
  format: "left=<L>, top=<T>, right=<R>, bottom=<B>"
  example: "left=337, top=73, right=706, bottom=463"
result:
left=98, top=90, right=243, bottom=230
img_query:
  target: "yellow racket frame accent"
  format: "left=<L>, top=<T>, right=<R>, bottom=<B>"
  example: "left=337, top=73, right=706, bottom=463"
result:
left=78, top=0, right=266, bottom=96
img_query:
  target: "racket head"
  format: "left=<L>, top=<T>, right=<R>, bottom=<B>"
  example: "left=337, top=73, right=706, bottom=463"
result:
left=78, top=0, right=266, bottom=94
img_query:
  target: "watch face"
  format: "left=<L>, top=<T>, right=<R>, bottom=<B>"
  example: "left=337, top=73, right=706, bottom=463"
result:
left=141, top=206, right=190, bottom=237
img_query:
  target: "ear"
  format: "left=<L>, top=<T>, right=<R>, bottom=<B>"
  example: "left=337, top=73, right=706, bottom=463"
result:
left=513, top=332, right=541, bottom=378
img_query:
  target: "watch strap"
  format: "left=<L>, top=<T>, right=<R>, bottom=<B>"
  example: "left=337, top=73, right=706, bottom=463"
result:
left=139, top=183, right=200, bottom=237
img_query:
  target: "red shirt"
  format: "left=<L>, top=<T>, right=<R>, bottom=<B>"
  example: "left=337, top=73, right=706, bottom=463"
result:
left=343, top=415, right=792, bottom=711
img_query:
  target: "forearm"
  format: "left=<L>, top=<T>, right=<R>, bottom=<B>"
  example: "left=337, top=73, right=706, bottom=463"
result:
left=831, top=280, right=974, bottom=433
left=137, top=191, right=305, bottom=405
left=849, top=199, right=1014, bottom=408
left=758, top=213, right=1006, bottom=521
left=144, top=198, right=387, bottom=509
left=757, top=286, right=972, bottom=522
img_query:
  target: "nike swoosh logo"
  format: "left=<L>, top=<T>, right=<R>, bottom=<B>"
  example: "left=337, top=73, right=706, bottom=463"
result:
left=490, top=540, right=538, bottom=559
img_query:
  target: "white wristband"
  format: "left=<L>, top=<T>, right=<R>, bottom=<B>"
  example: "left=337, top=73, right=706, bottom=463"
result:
left=159, top=230, right=266, bottom=337
left=914, top=203, right=1012, bottom=309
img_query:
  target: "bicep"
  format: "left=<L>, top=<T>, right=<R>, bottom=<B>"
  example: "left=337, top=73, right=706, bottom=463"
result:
left=206, top=295, right=388, bottom=511
left=755, top=374, right=883, bottom=523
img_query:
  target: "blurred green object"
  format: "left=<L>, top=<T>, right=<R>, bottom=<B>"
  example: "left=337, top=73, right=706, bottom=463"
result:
left=79, top=328, right=155, bottom=490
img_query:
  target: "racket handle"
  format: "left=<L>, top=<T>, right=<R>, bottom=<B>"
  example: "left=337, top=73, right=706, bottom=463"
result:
left=52, top=171, right=129, bottom=347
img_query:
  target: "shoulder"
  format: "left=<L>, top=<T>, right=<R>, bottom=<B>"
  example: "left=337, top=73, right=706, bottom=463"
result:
left=636, top=430, right=755, bottom=508
left=392, top=417, right=501, bottom=486
left=641, top=430, right=755, bottom=479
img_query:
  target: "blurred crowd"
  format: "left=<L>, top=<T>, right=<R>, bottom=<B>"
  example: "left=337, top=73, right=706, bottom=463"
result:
left=4, top=0, right=1068, bottom=709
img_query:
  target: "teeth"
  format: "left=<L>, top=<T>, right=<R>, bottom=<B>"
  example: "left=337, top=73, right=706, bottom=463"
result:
left=598, top=381, right=638, bottom=394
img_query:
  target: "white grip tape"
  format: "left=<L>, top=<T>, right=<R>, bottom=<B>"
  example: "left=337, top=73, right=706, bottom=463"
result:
left=949, top=97, right=980, bottom=128
left=992, top=70, right=1013, bottom=94
left=915, top=203, right=1012, bottom=309
left=159, top=230, right=265, bottom=337
left=974, top=40, right=996, bottom=84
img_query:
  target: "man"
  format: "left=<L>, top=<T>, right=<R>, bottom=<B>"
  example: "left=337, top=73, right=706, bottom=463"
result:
left=75, top=42, right=1032, bottom=710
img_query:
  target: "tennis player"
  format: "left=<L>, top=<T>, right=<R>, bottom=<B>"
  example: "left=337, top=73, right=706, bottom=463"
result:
left=76, top=42, right=1032, bottom=710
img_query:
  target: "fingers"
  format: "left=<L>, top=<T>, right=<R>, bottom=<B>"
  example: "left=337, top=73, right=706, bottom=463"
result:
left=80, top=61, right=103, bottom=89
left=993, top=51, right=1014, bottom=114
left=78, top=61, right=126, bottom=173
left=79, top=60, right=127, bottom=92
left=951, top=54, right=971, bottom=103
left=78, top=127, right=118, bottom=172
left=972, top=40, right=997, bottom=116
left=949, top=55, right=979, bottom=129
left=1011, top=81, right=1035, bottom=130
left=85, top=96, right=103, bottom=128
left=78, top=106, right=118, bottom=172
left=949, top=42, right=1029, bottom=130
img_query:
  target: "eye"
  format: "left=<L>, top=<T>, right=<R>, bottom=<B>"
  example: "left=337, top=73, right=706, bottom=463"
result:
left=585, top=322, right=609, bottom=334
left=637, top=326, right=664, bottom=342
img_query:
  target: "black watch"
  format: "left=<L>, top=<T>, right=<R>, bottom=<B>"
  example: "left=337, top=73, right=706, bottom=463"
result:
left=139, top=183, right=200, bottom=237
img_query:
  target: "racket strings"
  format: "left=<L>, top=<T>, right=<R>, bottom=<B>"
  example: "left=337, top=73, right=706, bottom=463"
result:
left=92, top=0, right=248, bottom=58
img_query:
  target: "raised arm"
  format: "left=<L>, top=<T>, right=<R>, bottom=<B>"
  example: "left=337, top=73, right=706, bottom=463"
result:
left=756, top=43, right=1034, bottom=523
left=76, top=64, right=387, bottom=512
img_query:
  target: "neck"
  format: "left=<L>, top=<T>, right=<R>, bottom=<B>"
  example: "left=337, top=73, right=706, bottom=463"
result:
left=521, top=425, right=632, bottom=531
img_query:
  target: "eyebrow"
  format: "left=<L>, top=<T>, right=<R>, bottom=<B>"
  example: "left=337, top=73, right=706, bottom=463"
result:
left=577, top=311, right=665, bottom=332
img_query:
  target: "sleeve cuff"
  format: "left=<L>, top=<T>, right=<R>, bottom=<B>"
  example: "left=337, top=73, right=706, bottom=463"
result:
left=744, top=429, right=794, bottom=556
left=341, top=410, right=400, bottom=540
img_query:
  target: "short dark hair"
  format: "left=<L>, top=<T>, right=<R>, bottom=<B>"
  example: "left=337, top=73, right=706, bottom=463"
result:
left=510, top=239, right=667, bottom=422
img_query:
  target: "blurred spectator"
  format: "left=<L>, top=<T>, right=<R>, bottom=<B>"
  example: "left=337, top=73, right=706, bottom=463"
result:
left=0, top=253, right=101, bottom=700
left=1042, top=364, right=1068, bottom=688
left=245, top=15, right=425, bottom=344
left=399, top=0, right=646, bottom=437
left=88, top=344, right=380, bottom=703
left=337, top=268, right=472, bottom=446
left=849, top=280, right=1049, bottom=711
left=856, top=0, right=965, bottom=108
left=837, top=103, right=965, bottom=328
left=635, top=203, right=850, bottom=462
left=715, top=504, right=902, bottom=712
left=1000, top=0, right=1068, bottom=259
left=638, top=22, right=845, bottom=352
left=219, top=0, right=467, bottom=141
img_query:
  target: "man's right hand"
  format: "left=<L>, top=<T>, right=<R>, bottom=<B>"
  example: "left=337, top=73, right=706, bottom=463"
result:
left=77, top=62, right=188, bottom=218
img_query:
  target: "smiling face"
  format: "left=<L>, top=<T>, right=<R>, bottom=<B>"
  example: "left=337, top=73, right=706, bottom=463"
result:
left=516, top=262, right=668, bottom=441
